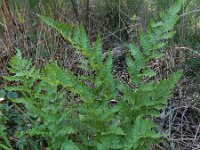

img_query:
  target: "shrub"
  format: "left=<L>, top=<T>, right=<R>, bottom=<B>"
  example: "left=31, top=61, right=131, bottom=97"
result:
left=2, top=1, right=182, bottom=149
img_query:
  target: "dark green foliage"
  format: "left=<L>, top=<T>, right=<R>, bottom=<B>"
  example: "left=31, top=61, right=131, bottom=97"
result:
left=186, top=58, right=200, bottom=69
left=0, top=90, right=12, bottom=150
left=1, top=1, right=182, bottom=149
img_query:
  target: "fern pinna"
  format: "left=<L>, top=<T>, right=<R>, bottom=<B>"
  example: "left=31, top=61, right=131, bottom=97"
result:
left=2, top=1, right=182, bottom=149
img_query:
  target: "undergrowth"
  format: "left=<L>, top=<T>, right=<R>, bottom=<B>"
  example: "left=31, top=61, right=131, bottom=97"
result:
left=0, top=1, right=182, bottom=149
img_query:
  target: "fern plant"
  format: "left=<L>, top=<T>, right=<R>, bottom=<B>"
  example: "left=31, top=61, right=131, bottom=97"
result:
left=0, top=90, right=12, bottom=150
left=0, top=125, right=12, bottom=150
left=2, top=1, right=182, bottom=149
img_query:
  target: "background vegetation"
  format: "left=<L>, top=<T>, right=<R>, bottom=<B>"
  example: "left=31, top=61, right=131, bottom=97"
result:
left=0, top=0, right=200, bottom=149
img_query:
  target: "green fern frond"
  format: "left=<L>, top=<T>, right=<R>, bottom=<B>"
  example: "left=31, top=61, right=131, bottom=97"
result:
left=2, top=2, right=183, bottom=149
